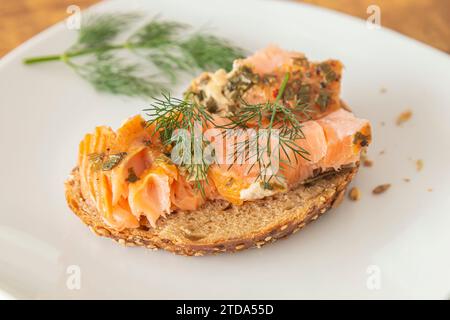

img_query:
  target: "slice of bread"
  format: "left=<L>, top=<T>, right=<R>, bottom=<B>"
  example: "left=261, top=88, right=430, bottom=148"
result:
left=65, top=166, right=357, bottom=256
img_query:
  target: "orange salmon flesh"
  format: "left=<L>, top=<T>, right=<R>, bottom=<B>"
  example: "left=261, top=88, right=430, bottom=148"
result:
left=76, top=46, right=371, bottom=230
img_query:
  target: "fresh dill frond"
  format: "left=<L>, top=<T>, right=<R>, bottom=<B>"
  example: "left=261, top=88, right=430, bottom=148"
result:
left=220, top=73, right=311, bottom=187
left=128, top=19, right=185, bottom=48
left=144, top=92, right=213, bottom=143
left=69, top=53, right=167, bottom=98
left=23, top=13, right=246, bottom=99
left=73, top=13, right=140, bottom=50
left=143, top=93, right=214, bottom=196
left=180, top=34, right=245, bottom=71
left=145, top=48, right=192, bottom=83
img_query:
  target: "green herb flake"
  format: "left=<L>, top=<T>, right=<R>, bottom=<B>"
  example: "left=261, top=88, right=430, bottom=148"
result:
left=102, top=152, right=127, bottom=171
left=292, top=56, right=309, bottom=67
left=205, top=97, right=218, bottom=114
left=227, top=66, right=259, bottom=94
left=319, top=63, right=337, bottom=83
left=316, top=91, right=330, bottom=111
left=353, top=132, right=370, bottom=147
left=297, top=84, right=311, bottom=103
left=88, top=152, right=105, bottom=170
left=126, top=167, right=139, bottom=183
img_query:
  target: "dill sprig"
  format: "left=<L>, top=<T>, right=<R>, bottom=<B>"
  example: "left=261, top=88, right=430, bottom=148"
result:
left=23, top=13, right=245, bottom=98
left=143, top=93, right=214, bottom=196
left=69, top=53, right=165, bottom=97
left=220, top=73, right=311, bottom=187
left=73, top=13, right=140, bottom=50
left=180, top=34, right=241, bottom=72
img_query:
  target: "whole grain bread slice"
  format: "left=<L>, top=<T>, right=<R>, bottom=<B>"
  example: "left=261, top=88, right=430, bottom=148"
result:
left=65, top=166, right=357, bottom=256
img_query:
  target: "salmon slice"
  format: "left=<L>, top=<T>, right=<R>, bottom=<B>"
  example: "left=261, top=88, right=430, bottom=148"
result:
left=113, top=115, right=155, bottom=151
left=110, top=146, right=147, bottom=206
left=209, top=165, right=251, bottom=205
left=236, top=45, right=343, bottom=118
left=109, top=115, right=161, bottom=209
left=171, top=175, right=206, bottom=211
left=317, top=109, right=371, bottom=169
left=238, top=44, right=304, bottom=76
left=78, top=126, right=115, bottom=206
left=111, top=197, right=140, bottom=230
left=278, top=120, right=327, bottom=185
left=78, top=125, right=141, bottom=231
left=208, top=109, right=370, bottom=200
left=128, top=163, right=177, bottom=227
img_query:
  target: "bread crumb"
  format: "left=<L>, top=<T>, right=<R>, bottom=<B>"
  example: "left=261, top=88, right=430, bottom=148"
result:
left=348, top=187, right=361, bottom=201
left=396, top=109, right=412, bottom=126
left=372, top=184, right=391, bottom=194
left=380, top=87, right=387, bottom=94
left=403, top=178, right=411, bottom=182
left=427, top=188, right=433, bottom=192
left=379, top=150, right=385, bottom=155
left=380, top=121, right=385, bottom=126
left=416, top=159, right=424, bottom=171
left=363, top=159, right=373, bottom=167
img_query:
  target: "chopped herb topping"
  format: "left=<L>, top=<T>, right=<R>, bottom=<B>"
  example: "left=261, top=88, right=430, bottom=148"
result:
left=261, top=74, right=277, bottom=85
left=292, top=56, right=309, bottom=67
left=353, top=132, right=370, bottom=147
left=297, top=84, right=311, bottom=103
left=226, top=66, right=259, bottom=96
left=205, top=97, right=218, bottom=113
left=319, top=63, right=337, bottom=83
left=102, top=152, right=127, bottom=171
left=88, top=152, right=127, bottom=171
left=88, top=153, right=105, bottom=170
left=316, top=90, right=330, bottom=111
left=126, top=167, right=139, bottom=183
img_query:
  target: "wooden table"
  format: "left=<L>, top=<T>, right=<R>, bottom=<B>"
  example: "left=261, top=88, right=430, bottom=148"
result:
left=1, top=0, right=449, bottom=57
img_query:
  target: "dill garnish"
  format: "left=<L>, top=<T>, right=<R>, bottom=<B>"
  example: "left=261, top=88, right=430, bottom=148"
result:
left=220, top=73, right=311, bottom=187
left=143, top=93, right=214, bottom=196
left=23, top=13, right=245, bottom=98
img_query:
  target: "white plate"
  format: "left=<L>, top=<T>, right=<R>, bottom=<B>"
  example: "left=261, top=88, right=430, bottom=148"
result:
left=1, top=0, right=449, bottom=299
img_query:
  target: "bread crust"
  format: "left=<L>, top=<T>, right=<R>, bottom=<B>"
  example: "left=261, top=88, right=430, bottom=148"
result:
left=65, top=167, right=357, bottom=256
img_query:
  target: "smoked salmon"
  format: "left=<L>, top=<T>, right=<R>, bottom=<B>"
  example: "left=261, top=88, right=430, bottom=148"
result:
left=76, top=46, right=371, bottom=231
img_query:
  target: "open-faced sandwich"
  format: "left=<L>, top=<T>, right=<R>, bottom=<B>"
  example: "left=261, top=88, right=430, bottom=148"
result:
left=65, top=45, right=371, bottom=256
